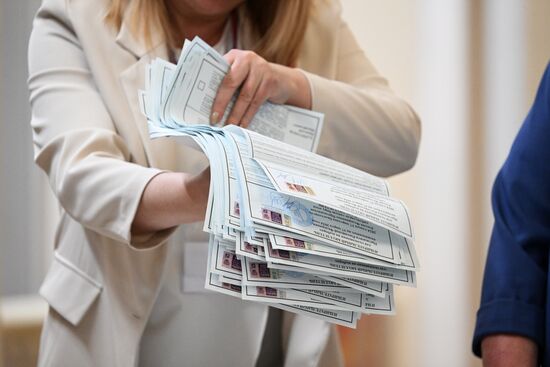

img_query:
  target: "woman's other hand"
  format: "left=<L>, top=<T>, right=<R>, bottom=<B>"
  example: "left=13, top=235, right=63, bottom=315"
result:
left=210, top=50, right=311, bottom=127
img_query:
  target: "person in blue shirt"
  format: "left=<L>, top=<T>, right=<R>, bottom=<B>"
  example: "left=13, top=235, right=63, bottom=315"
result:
left=473, top=63, right=550, bottom=366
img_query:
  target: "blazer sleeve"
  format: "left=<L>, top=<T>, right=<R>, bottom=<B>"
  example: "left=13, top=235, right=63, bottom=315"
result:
left=301, top=2, right=421, bottom=177
left=28, top=1, right=170, bottom=248
left=472, top=64, right=550, bottom=356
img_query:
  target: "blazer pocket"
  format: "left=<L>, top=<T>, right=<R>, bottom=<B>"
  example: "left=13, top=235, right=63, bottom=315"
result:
left=39, top=252, right=102, bottom=326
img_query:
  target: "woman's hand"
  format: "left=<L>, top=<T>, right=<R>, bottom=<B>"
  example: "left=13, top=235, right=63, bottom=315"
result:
left=210, top=49, right=312, bottom=127
left=131, top=167, right=210, bottom=237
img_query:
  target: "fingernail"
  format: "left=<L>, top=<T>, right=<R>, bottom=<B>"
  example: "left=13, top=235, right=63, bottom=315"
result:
left=210, top=111, right=219, bottom=124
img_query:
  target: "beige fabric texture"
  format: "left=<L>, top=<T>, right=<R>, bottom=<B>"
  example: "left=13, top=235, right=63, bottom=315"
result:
left=28, top=0, right=421, bottom=366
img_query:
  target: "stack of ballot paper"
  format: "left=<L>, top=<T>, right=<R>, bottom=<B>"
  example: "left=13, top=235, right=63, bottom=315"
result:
left=139, top=37, right=419, bottom=328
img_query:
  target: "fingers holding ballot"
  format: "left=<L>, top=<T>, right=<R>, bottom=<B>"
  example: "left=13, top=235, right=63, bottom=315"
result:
left=138, top=36, right=419, bottom=328
left=211, top=49, right=312, bottom=127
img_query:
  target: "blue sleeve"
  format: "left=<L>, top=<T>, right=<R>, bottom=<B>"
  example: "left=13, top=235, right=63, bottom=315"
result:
left=472, top=63, right=550, bottom=357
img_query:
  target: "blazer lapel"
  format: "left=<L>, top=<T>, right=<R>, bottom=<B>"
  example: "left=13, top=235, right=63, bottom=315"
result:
left=116, top=14, right=173, bottom=168
left=115, top=10, right=164, bottom=60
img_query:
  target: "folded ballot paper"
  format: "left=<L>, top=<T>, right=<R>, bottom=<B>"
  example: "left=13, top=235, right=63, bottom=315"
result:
left=139, top=37, right=419, bottom=328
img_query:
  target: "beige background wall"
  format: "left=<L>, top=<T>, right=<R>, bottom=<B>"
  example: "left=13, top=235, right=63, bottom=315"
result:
left=340, top=0, right=550, bottom=366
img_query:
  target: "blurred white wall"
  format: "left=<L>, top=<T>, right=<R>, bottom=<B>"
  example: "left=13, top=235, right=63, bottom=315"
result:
left=0, top=0, right=50, bottom=297
left=341, top=0, right=550, bottom=366
left=341, top=1, right=473, bottom=365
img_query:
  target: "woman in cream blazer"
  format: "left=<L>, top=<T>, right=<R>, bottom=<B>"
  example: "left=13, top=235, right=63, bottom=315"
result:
left=28, top=0, right=421, bottom=366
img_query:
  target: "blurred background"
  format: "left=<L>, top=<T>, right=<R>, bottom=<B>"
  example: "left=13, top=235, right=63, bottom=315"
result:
left=1, top=0, right=549, bottom=366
